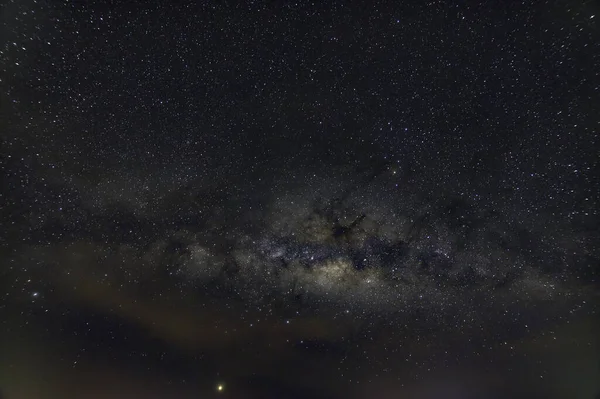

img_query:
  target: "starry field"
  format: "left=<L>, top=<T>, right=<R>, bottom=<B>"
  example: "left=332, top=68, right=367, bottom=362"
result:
left=1, top=1, right=599, bottom=398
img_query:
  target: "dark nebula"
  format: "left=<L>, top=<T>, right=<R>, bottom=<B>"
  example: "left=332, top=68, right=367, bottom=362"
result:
left=1, top=1, right=599, bottom=398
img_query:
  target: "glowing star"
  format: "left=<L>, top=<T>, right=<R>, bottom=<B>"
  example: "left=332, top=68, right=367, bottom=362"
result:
left=216, top=384, right=224, bottom=392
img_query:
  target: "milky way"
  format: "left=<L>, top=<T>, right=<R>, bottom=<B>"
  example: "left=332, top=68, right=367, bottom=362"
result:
left=127, top=163, right=592, bottom=316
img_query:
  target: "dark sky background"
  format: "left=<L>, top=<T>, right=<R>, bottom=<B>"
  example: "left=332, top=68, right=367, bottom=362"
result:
left=1, top=0, right=599, bottom=398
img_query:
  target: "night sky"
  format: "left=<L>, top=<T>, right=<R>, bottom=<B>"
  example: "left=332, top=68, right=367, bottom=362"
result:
left=1, top=1, right=599, bottom=398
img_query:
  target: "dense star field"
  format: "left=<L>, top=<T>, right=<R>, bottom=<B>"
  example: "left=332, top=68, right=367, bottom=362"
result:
left=1, top=1, right=599, bottom=398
